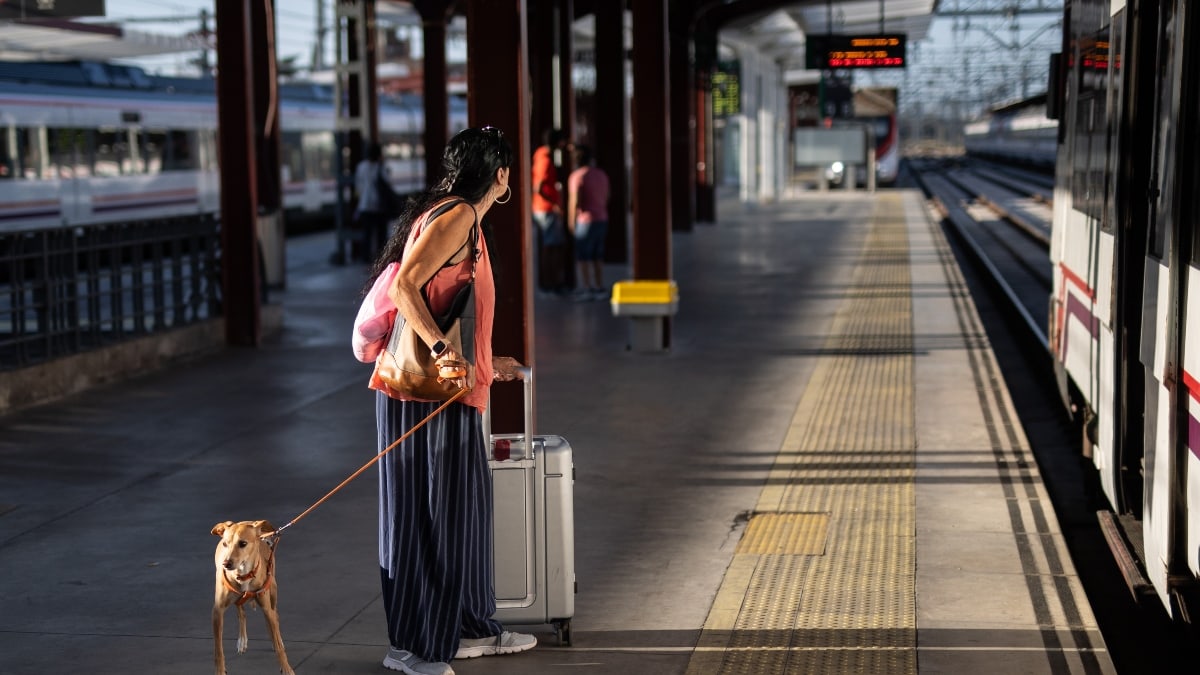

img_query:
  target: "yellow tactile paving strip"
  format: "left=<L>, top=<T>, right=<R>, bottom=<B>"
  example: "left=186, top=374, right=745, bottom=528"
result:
left=735, top=513, right=830, bottom=556
left=687, top=194, right=916, bottom=675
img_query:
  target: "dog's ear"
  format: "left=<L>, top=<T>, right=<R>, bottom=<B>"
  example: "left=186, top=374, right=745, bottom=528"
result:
left=254, top=520, right=277, bottom=536
left=212, top=521, right=234, bottom=536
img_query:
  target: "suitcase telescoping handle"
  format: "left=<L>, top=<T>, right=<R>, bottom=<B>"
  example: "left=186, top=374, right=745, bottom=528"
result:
left=483, top=366, right=535, bottom=458
left=516, top=366, right=533, bottom=452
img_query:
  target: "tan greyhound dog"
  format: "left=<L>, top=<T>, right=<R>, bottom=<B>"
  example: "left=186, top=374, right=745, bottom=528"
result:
left=211, top=520, right=294, bottom=675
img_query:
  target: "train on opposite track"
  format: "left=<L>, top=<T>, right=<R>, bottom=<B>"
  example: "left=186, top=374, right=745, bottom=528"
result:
left=0, top=60, right=468, bottom=233
left=963, top=92, right=1057, bottom=170
left=1049, top=0, right=1200, bottom=622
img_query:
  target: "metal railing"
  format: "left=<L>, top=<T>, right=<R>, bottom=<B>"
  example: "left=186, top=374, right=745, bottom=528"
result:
left=0, top=215, right=222, bottom=370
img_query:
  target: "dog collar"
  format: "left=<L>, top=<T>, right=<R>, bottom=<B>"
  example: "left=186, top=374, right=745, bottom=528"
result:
left=222, top=565, right=273, bottom=607
left=221, top=542, right=277, bottom=607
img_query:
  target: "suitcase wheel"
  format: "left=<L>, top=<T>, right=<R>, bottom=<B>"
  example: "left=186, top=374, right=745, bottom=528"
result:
left=554, top=619, right=572, bottom=646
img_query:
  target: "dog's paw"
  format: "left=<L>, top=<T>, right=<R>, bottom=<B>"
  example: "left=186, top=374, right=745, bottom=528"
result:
left=237, top=636, right=248, bottom=654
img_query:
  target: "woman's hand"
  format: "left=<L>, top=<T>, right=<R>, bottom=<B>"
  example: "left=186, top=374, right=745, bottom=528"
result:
left=492, top=356, right=525, bottom=382
left=435, top=348, right=470, bottom=389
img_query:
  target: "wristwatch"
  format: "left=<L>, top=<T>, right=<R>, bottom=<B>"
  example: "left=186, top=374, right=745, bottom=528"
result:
left=430, top=338, right=449, bottom=358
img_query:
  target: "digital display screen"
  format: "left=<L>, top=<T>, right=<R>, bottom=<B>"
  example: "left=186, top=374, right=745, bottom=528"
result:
left=0, top=0, right=106, bottom=19
left=806, top=34, right=907, bottom=69
left=712, top=61, right=740, bottom=117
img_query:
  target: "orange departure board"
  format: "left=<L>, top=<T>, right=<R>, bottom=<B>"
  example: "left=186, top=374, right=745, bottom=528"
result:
left=806, top=34, right=907, bottom=69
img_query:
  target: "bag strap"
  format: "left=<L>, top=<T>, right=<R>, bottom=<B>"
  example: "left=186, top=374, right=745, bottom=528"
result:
left=425, top=198, right=479, bottom=280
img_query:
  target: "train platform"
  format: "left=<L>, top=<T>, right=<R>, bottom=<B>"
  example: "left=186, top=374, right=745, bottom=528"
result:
left=0, top=189, right=1115, bottom=675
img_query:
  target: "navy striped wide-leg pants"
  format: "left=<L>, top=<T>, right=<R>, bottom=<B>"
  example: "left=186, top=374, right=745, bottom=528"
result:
left=376, top=392, right=503, bottom=663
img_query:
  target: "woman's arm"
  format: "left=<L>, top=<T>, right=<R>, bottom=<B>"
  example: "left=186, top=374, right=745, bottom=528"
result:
left=387, top=202, right=475, bottom=365
left=566, top=182, right=578, bottom=235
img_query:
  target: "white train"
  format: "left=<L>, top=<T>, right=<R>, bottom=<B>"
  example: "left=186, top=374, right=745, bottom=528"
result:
left=963, top=93, right=1057, bottom=169
left=1049, top=0, right=1200, bottom=620
left=0, top=60, right=467, bottom=232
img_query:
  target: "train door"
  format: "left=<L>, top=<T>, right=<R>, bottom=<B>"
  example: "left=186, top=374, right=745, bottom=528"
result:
left=1052, top=0, right=1116, bottom=501
left=1110, top=0, right=1160, bottom=524
left=1138, top=0, right=1192, bottom=613
left=1172, top=1, right=1200, bottom=591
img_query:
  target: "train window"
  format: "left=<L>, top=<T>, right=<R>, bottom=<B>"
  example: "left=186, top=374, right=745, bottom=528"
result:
left=380, top=135, right=405, bottom=160
left=93, top=128, right=133, bottom=177
left=140, top=131, right=165, bottom=173
left=12, top=127, right=45, bottom=179
left=139, top=129, right=201, bottom=172
left=48, top=128, right=89, bottom=178
left=304, top=132, right=334, bottom=181
left=1089, top=46, right=1109, bottom=226
left=0, top=128, right=15, bottom=179
left=199, top=130, right=217, bottom=172
left=280, top=131, right=304, bottom=181
left=1070, top=24, right=1111, bottom=225
left=1148, top=6, right=1179, bottom=261
left=163, top=130, right=199, bottom=171
left=1102, top=19, right=1124, bottom=235
left=1071, top=96, right=1092, bottom=217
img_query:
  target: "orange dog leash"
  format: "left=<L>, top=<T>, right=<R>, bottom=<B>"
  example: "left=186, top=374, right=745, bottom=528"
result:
left=273, top=387, right=469, bottom=537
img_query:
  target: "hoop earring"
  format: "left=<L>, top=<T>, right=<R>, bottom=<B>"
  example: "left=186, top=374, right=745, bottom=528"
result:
left=494, top=184, right=512, bottom=204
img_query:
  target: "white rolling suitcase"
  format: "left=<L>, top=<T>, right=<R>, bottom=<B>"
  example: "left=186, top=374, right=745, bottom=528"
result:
left=485, top=367, right=576, bottom=645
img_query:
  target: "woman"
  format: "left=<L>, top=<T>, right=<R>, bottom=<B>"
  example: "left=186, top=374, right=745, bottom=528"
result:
left=355, top=127, right=534, bottom=675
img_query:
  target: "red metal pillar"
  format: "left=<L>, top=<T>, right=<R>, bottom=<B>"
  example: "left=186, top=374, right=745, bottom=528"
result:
left=527, top=0, right=556, bottom=291
left=413, top=1, right=451, bottom=186
left=558, top=0, right=576, bottom=147
left=465, top=0, right=534, bottom=434
left=528, top=0, right=555, bottom=147
left=333, top=0, right=379, bottom=264
left=251, top=0, right=285, bottom=287
left=557, top=0, right=576, bottom=288
left=215, top=0, right=261, bottom=345
left=631, top=1, right=672, bottom=283
left=669, top=6, right=694, bottom=232
left=693, top=25, right=717, bottom=223
left=345, top=1, right=379, bottom=168
left=595, top=0, right=627, bottom=263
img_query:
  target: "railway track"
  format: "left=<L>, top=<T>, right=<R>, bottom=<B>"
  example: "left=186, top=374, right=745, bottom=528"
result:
left=905, top=156, right=1199, bottom=674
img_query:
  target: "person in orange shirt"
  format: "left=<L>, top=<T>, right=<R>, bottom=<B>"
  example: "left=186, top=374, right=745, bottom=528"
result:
left=531, top=128, right=571, bottom=295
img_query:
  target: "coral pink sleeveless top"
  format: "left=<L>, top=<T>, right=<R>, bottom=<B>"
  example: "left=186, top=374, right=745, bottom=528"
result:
left=370, top=199, right=495, bottom=411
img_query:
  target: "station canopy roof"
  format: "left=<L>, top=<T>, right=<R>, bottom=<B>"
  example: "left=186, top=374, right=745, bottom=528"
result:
left=571, top=2, right=938, bottom=83
left=0, top=1, right=939, bottom=79
left=0, top=18, right=205, bottom=62
left=719, top=0, right=938, bottom=79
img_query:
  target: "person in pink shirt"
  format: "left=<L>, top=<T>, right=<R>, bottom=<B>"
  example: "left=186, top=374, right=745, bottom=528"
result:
left=566, top=144, right=611, bottom=300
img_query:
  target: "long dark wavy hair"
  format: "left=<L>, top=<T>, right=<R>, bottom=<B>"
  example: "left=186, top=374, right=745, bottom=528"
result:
left=364, top=126, right=513, bottom=292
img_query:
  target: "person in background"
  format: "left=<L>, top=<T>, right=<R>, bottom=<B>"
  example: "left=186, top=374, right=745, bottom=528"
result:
left=354, top=127, right=535, bottom=675
left=531, top=127, right=571, bottom=295
left=354, top=141, right=390, bottom=262
left=566, top=144, right=610, bottom=301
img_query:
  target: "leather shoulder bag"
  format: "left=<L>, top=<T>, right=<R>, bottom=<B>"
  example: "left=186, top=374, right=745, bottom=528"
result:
left=373, top=199, right=478, bottom=401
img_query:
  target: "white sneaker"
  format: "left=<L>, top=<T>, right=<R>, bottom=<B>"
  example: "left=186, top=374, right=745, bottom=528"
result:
left=382, top=648, right=455, bottom=675
left=454, top=630, right=537, bottom=659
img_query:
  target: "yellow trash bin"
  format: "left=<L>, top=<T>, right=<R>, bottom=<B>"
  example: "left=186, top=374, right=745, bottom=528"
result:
left=610, top=280, right=678, bottom=351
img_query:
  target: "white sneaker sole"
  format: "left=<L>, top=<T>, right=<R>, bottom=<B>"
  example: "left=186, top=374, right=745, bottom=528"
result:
left=455, top=638, right=536, bottom=659
left=383, top=654, right=455, bottom=675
